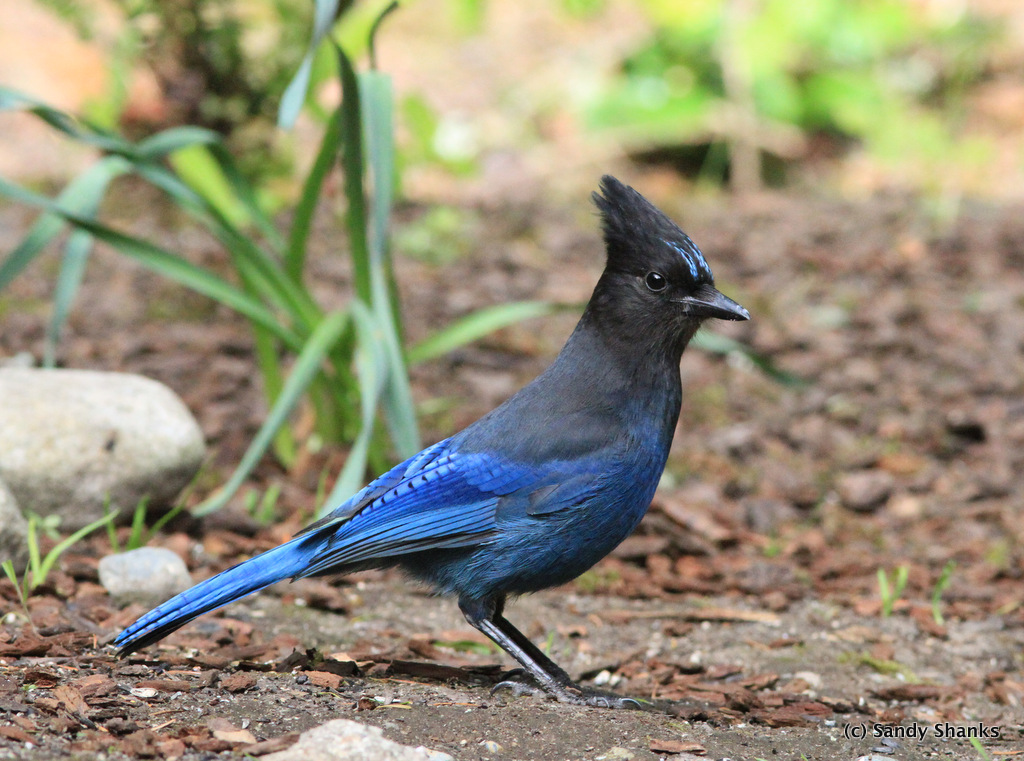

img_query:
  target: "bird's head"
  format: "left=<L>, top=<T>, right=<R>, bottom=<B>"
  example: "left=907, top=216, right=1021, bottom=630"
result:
left=591, top=175, right=749, bottom=334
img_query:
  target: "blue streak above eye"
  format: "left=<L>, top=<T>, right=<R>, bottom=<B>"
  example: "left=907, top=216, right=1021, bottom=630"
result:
left=663, top=238, right=711, bottom=282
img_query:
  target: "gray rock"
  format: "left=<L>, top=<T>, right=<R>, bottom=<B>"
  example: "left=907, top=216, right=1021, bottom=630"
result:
left=0, top=369, right=205, bottom=530
left=0, top=477, right=28, bottom=571
left=263, top=719, right=453, bottom=761
left=98, top=547, right=192, bottom=607
left=837, top=469, right=895, bottom=513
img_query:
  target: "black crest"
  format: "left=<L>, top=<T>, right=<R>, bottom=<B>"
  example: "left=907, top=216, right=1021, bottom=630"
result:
left=592, top=175, right=714, bottom=286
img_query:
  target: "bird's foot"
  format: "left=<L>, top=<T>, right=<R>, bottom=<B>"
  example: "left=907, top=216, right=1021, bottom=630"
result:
left=491, top=670, right=646, bottom=709
left=491, top=678, right=545, bottom=700
left=490, top=668, right=550, bottom=699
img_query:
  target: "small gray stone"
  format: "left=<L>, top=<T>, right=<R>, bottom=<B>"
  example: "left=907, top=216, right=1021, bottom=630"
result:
left=709, top=423, right=760, bottom=458
left=263, top=719, right=453, bottom=761
left=99, top=547, right=192, bottom=607
left=0, top=368, right=205, bottom=530
left=837, top=470, right=895, bottom=513
left=0, top=352, right=35, bottom=369
left=0, top=478, right=28, bottom=571
left=743, top=497, right=798, bottom=534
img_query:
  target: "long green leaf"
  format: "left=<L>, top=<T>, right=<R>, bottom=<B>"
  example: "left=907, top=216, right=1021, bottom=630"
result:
left=0, top=176, right=302, bottom=349
left=42, top=157, right=130, bottom=366
left=361, top=72, right=393, bottom=272
left=318, top=302, right=387, bottom=516
left=0, top=205, right=65, bottom=290
left=168, top=145, right=251, bottom=229
left=35, top=511, right=117, bottom=589
left=286, top=100, right=344, bottom=282
left=336, top=43, right=371, bottom=304
left=407, top=301, right=566, bottom=365
left=371, top=274, right=419, bottom=458
left=0, top=87, right=130, bottom=156
left=135, top=126, right=221, bottom=160
left=360, top=66, right=418, bottom=457
left=45, top=230, right=92, bottom=368
left=132, top=162, right=322, bottom=329
left=250, top=323, right=296, bottom=465
left=693, top=331, right=806, bottom=386
left=0, top=157, right=130, bottom=290
left=279, top=0, right=342, bottom=128
left=194, top=311, right=350, bottom=516
left=367, top=1, right=399, bottom=70
left=204, top=141, right=283, bottom=247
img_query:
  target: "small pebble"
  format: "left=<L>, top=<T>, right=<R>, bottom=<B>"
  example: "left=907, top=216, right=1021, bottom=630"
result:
left=99, top=547, right=191, bottom=606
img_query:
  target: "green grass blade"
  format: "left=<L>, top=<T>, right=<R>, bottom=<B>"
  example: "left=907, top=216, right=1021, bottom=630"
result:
left=336, top=42, right=371, bottom=304
left=0, top=87, right=132, bottom=156
left=130, top=164, right=298, bottom=312
left=374, top=294, right=419, bottom=457
left=0, top=158, right=130, bottom=290
left=35, top=511, right=117, bottom=589
left=204, top=141, right=283, bottom=248
left=40, top=157, right=130, bottom=366
left=127, top=498, right=150, bottom=551
left=26, top=515, right=41, bottom=581
left=0, top=174, right=304, bottom=350
left=2, top=560, right=18, bottom=586
left=131, top=163, right=322, bottom=330
left=193, top=311, right=350, bottom=516
left=104, top=503, right=121, bottom=554
left=367, top=1, right=399, bottom=70
left=1, top=560, right=28, bottom=613
left=250, top=324, right=297, bottom=466
left=361, top=71, right=394, bottom=272
left=279, top=0, right=342, bottom=128
left=44, top=229, right=92, bottom=368
left=367, top=272, right=419, bottom=457
left=286, top=101, right=344, bottom=283
left=318, top=302, right=388, bottom=516
left=360, top=67, right=418, bottom=457
left=0, top=208, right=64, bottom=290
left=168, top=144, right=251, bottom=229
left=2, top=560, right=20, bottom=589
left=693, top=330, right=805, bottom=386
left=129, top=160, right=299, bottom=301
left=407, top=301, right=564, bottom=365
left=135, top=126, right=220, bottom=160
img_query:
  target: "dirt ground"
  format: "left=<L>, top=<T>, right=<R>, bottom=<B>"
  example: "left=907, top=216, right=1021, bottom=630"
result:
left=2, top=184, right=1024, bottom=761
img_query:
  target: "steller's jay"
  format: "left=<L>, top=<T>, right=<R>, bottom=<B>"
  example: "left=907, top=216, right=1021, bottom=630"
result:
left=114, top=176, right=749, bottom=708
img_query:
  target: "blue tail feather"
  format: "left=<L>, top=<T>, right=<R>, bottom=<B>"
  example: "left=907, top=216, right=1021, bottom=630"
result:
left=114, top=533, right=320, bottom=655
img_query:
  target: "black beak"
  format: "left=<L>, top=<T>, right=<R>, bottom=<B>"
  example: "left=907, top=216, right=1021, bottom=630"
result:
left=684, top=284, right=750, bottom=321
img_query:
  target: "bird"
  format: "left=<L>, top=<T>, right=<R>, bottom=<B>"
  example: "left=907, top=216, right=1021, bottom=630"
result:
left=114, top=175, right=749, bottom=708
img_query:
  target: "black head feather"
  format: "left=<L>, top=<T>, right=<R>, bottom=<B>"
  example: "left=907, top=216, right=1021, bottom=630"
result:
left=593, top=175, right=714, bottom=287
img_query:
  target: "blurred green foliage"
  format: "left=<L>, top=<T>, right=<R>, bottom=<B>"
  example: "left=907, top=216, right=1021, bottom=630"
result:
left=38, top=0, right=312, bottom=133
left=587, top=0, right=995, bottom=184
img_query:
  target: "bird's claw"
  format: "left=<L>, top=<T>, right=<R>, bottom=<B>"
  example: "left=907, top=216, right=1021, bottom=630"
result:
left=490, top=679, right=546, bottom=699
left=580, top=693, right=646, bottom=710
left=490, top=672, right=644, bottom=710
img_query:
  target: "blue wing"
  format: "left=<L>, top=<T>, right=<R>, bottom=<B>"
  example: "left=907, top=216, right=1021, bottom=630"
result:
left=294, top=438, right=577, bottom=576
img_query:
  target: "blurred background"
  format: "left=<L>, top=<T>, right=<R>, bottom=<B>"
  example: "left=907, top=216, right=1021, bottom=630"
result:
left=2, top=0, right=1022, bottom=201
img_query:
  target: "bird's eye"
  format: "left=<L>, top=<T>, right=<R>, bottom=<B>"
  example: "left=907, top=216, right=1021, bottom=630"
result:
left=645, top=272, right=667, bottom=292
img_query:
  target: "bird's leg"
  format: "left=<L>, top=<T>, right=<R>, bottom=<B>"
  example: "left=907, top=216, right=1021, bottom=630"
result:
left=459, top=595, right=641, bottom=709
